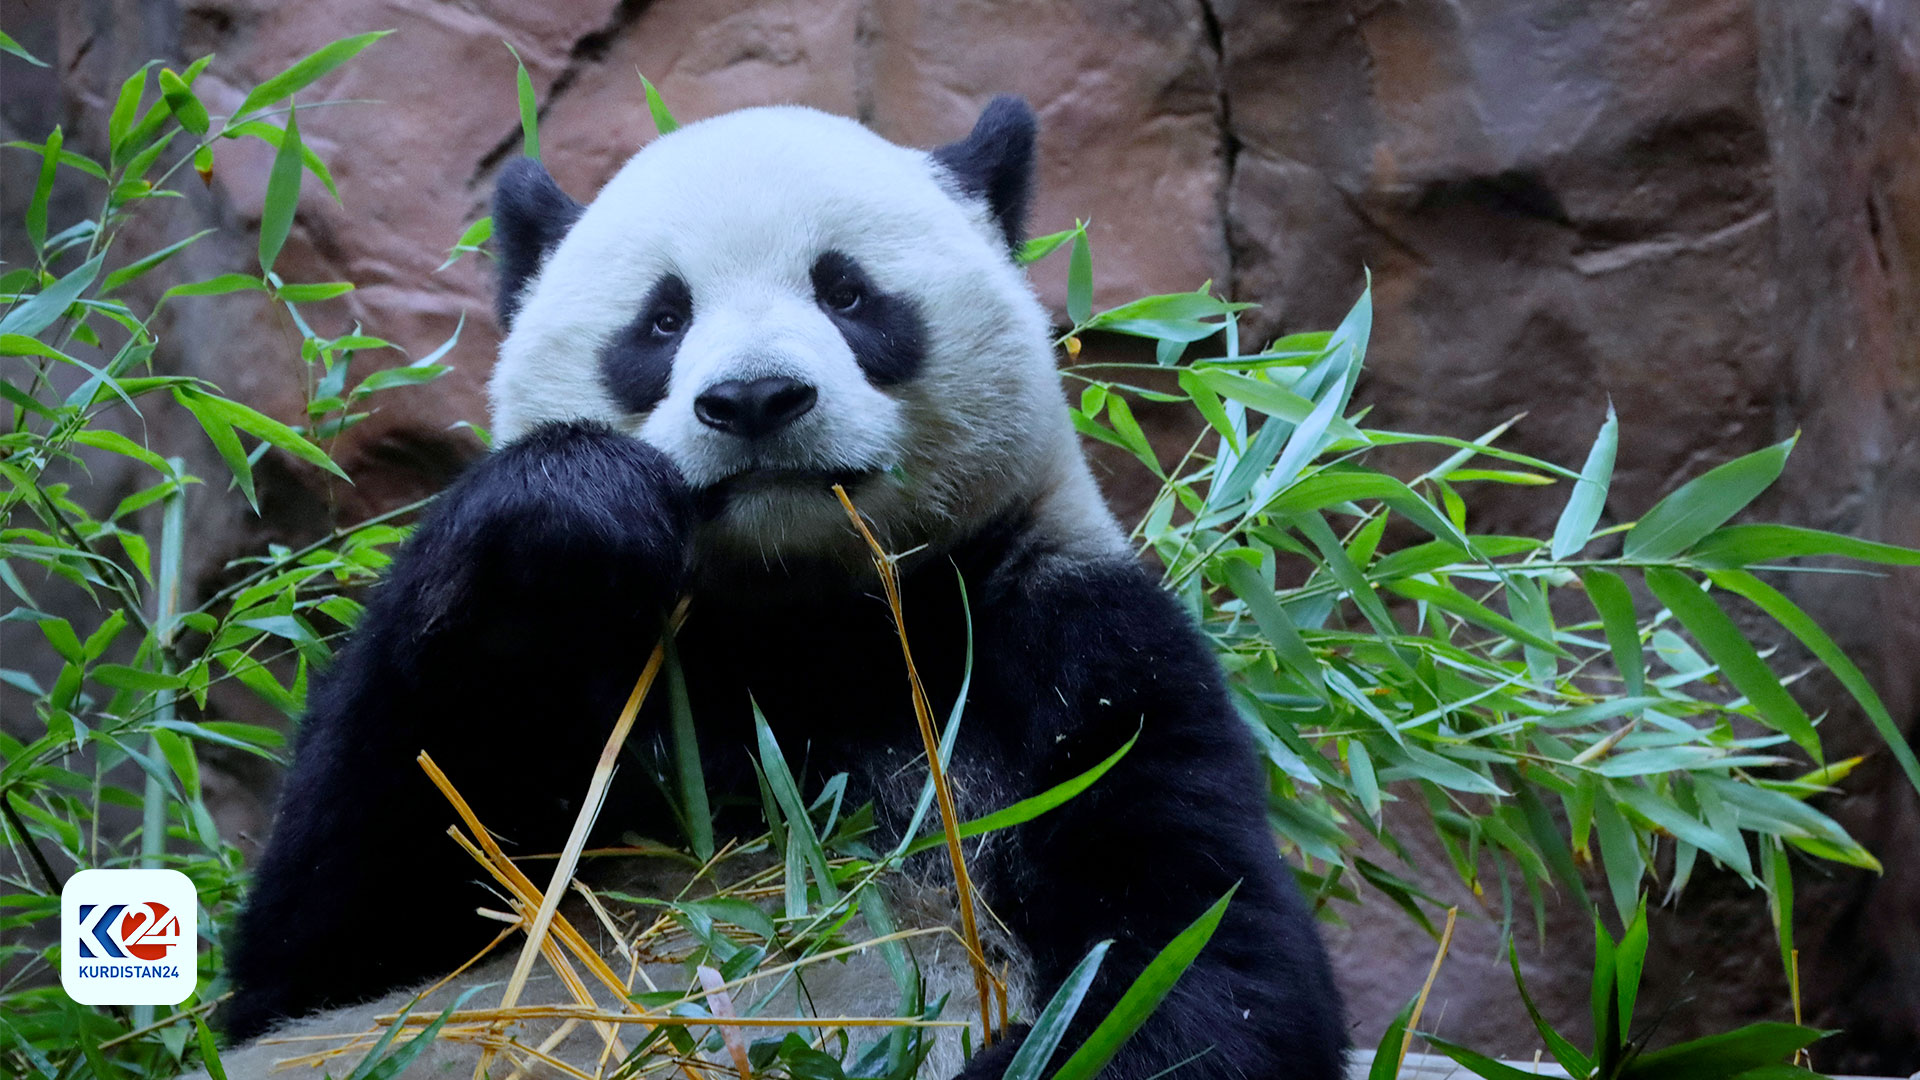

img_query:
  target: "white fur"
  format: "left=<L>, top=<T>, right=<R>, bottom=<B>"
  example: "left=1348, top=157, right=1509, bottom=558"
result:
left=488, top=106, right=1123, bottom=560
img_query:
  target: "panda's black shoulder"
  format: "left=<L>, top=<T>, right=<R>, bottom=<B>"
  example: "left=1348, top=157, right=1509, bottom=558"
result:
left=954, top=512, right=1226, bottom=712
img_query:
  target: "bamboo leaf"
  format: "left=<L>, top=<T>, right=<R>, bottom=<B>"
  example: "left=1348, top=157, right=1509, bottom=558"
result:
left=640, top=72, right=679, bottom=135
left=505, top=42, right=540, bottom=160
left=1618, top=1022, right=1829, bottom=1080
left=1001, top=942, right=1110, bottom=1080
left=233, top=30, right=392, bottom=122
left=1707, top=568, right=1920, bottom=796
left=1050, top=885, right=1237, bottom=1080
left=257, top=105, right=304, bottom=273
left=26, top=126, right=60, bottom=252
left=1644, top=567, right=1818, bottom=760
left=1552, top=402, right=1618, bottom=558
left=1067, top=225, right=1093, bottom=326
left=1689, top=522, right=1920, bottom=568
left=1624, top=437, right=1796, bottom=560
left=1221, top=557, right=1326, bottom=699
left=103, top=228, right=215, bottom=294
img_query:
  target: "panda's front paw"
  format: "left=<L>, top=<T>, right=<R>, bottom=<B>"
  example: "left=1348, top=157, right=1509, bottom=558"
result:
left=434, top=420, right=694, bottom=588
left=951, top=1025, right=1030, bottom=1080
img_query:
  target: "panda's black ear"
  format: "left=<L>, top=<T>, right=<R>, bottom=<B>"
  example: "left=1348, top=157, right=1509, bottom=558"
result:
left=931, top=96, right=1037, bottom=255
left=493, top=157, right=584, bottom=331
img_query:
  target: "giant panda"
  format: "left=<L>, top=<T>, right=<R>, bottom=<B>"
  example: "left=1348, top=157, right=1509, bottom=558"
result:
left=214, top=97, right=1346, bottom=1080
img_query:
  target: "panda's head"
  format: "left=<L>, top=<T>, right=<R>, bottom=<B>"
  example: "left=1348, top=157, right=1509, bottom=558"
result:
left=486, top=98, right=1120, bottom=566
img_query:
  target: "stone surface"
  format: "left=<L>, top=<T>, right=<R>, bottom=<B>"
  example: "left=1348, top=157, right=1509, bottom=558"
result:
left=6, top=0, right=1920, bottom=1071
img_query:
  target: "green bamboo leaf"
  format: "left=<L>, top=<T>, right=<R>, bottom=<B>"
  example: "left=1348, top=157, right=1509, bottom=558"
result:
left=1508, top=939, right=1592, bottom=1075
left=1050, top=885, right=1237, bottom=1080
left=1384, top=578, right=1570, bottom=657
left=102, top=228, right=215, bottom=294
left=1689, top=522, right=1920, bottom=568
left=179, top=387, right=348, bottom=479
left=233, top=30, right=392, bottom=122
left=1176, top=368, right=1239, bottom=452
left=1, top=140, right=108, bottom=180
left=1, top=28, right=49, bottom=66
left=664, top=641, right=712, bottom=859
left=173, top=387, right=256, bottom=511
left=1612, top=782, right=1750, bottom=876
left=1420, top=1035, right=1553, bottom=1080
left=1551, top=402, right=1618, bottom=558
left=640, top=72, right=679, bottom=135
left=1018, top=227, right=1076, bottom=265
left=1763, top=838, right=1795, bottom=995
left=1347, top=740, right=1380, bottom=821
left=1644, top=567, right=1818, bottom=760
left=1581, top=568, right=1644, bottom=698
left=275, top=281, right=354, bottom=303
left=0, top=253, right=103, bottom=338
left=1615, top=898, right=1649, bottom=1036
left=1001, top=942, right=1110, bottom=1080
left=1067, top=224, right=1092, bottom=326
left=902, top=729, right=1137, bottom=857
left=1618, top=1022, right=1830, bottom=1080
left=158, top=67, right=209, bottom=134
left=1389, top=744, right=1508, bottom=796
left=161, top=273, right=268, bottom=303
left=1707, top=568, right=1920, bottom=796
left=258, top=105, right=305, bottom=273
left=224, top=118, right=339, bottom=199
left=438, top=215, right=493, bottom=271
left=194, top=1017, right=228, bottom=1080
left=344, top=984, right=488, bottom=1080
left=752, top=702, right=838, bottom=914
left=505, top=42, right=540, bottom=160
left=1190, top=370, right=1366, bottom=443
left=1368, top=995, right=1418, bottom=1080
left=108, top=62, right=158, bottom=163
left=1624, top=437, right=1796, bottom=560
left=26, top=125, right=60, bottom=252
left=1221, top=557, right=1326, bottom=699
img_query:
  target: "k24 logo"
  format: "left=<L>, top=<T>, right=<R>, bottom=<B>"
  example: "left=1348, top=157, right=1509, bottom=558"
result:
left=61, top=868, right=197, bottom=1006
left=74, top=900, right=184, bottom=961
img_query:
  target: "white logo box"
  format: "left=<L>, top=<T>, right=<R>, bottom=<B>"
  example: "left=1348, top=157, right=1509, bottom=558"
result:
left=61, top=868, right=198, bottom=1006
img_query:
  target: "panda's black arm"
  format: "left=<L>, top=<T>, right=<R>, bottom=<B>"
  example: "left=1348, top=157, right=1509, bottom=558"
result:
left=221, top=421, right=690, bottom=1041
left=962, top=555, right=1347, bottom=1080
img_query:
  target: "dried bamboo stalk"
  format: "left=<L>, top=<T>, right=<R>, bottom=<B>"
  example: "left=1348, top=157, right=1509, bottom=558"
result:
left=831, top=485, right=997, bottom=1043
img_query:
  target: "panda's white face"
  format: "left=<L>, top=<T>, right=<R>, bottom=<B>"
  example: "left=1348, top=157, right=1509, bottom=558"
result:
left=489, top=106, right=1112, bottom=563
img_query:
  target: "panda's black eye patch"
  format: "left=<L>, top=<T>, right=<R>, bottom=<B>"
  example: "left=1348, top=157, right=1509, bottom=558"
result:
left=810, top=251, right=925, bottom=386
left=599, top=274, right=692, bottom=414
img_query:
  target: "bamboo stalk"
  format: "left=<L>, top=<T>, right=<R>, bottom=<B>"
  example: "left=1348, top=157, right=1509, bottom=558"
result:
left=1396, top=906, right=1459, bottom=1075
left=376, top=1008, right=970, bottom=1029
left=831, top=485, right=997, bottom=1044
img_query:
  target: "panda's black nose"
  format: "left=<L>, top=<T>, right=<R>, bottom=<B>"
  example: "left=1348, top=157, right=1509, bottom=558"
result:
left=694, top=376, right=818, bottom=439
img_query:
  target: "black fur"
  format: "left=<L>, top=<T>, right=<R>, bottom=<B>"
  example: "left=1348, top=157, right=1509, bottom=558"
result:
left=931, top=96, right=1038, bottom=254
left=221, top=422, right=690, bottom=1040
left=223, top=425, right=1347, bottom=1078
left=493, top=157, right=584, bottom=330
left=600, top=274, right=693, bottom=414
left=811, top=251, right=927, bottom=385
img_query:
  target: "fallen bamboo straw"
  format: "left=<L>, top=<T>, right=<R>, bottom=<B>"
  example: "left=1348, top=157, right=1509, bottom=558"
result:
left=460, top=597, right=691, bottom=1080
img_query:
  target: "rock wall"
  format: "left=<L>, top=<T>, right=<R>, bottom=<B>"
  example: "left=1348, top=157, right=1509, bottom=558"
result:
left=5, top=0, right=1919, bottom=1070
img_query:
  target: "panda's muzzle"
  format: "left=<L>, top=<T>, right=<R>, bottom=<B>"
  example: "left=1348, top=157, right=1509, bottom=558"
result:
left=692, top=464, right=883, bottom=520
